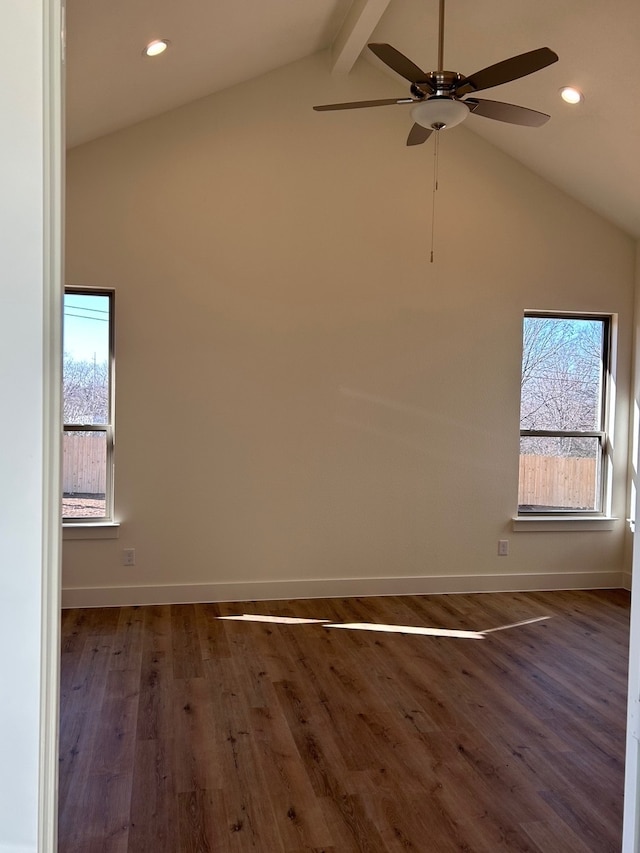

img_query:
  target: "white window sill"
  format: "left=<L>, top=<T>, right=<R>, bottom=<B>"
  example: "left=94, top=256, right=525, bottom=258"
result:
left=512, top=516, right=617, bottom=532
left=63, top=522, right=120, bottom=540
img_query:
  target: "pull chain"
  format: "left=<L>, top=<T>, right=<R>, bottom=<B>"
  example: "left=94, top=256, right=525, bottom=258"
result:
left=430, top=129, right=440, bottom=263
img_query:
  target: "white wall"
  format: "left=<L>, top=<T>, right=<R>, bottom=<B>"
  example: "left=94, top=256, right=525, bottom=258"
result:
left=0, top=1, right=61, bottom=851
left=64, top=52, right=636, bottom=606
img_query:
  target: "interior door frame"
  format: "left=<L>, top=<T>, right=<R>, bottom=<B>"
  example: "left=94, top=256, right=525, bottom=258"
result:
left=623, top=247, right=640, bottom=852
left=41, top=0, right=64, bottom=848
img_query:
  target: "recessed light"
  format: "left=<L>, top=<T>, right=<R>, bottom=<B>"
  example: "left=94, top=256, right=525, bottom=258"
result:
left=143, top=39, right=170, bottom=58
left=560, top=86, right=583, bottom=105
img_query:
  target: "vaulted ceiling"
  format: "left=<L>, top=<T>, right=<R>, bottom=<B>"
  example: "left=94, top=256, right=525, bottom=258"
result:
left=66, top=0, right=640, bottom=237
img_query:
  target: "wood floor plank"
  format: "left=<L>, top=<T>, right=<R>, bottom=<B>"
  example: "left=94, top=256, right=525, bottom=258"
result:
left=141, top=604, right=173, bottom=654
left=319, top=790, right=390, bottom=853
left=195, top=601, right=232, bottom=662
left=136, top=649, right=171, bottom=741
left=171, top=676, right=219, bottom=794
left=177, top=788, right=214, bottom=853
left=248, top=702, right=334, bottom=850
left=520, top=816, right=597, bottom=853
left=63, top=771, right=132, bottom=853
left=90, top=695, right=139, bottom=776
left=59, top=589, right=629, bottom=852
left=110, top=606, right=145, bottom=672
left=538, top=788, right=619, bottom=853
left=58, top=633, right=117, bottom=837
left=171, top=604, right=204, bottom=679
left=206, top=652, right=287, bottom=851
left=128, top=738, right=178, bottom=853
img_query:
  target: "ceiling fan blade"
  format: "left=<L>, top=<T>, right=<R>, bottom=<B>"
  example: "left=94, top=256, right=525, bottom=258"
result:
left=455, top=47, right=558, bottom=96
left=313, top=98, right=414, bottom=111
left=368, top=43, right=434, bottom=91
left=466, top=98, right=550, bottom=127
left=406, top=123, right=433, bottom=146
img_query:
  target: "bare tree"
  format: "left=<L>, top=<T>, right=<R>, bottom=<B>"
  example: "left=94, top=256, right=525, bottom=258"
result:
left=63, top=353, right=109, bottom=424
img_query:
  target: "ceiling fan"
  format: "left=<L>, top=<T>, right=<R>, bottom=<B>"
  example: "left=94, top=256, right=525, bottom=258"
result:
left=313, top=0, right=559, bottom=146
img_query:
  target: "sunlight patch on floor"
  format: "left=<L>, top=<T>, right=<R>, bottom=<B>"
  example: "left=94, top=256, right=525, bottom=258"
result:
left=481, top=616, right=551, bottom=633
left=325, top=622, right=485, bottom=639
left=217, top=613, right=552, bottom=639
left=219, top=614, right=331, bottom=625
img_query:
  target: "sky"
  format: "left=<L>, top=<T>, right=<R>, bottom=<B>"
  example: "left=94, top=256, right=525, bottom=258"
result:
left=63, top=293, right=110, bottom=362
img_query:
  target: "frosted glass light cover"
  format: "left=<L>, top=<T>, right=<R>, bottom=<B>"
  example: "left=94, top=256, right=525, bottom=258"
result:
left=411, top=98, right=470, bottom=130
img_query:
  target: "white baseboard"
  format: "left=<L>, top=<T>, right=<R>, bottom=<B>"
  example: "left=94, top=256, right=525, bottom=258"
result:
left=622, top=571, right=632, bottom=591
left=61, top=570, right=627, bottom=609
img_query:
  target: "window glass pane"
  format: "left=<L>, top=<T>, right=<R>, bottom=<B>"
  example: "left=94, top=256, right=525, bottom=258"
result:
left=62, top=430, right=107, bottom=519
left=518, top=436, right=602, bottom=512
left=520, top=317, right=604, bottom=431
left=63, top=293, right=110, bottom=425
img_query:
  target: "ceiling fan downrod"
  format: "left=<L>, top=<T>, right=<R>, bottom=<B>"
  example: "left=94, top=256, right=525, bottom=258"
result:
left=437, top=0, right=445, bottom=73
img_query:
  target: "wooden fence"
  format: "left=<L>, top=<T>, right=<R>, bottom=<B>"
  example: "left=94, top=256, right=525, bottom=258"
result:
left=62, top=433, right=106, bottom=495
left=518, top=454, right=597, bottom=510
left=62, top=437, right=596, bottom=509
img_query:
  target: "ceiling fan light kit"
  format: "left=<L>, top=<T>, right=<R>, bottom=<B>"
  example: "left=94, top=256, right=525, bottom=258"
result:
left=313, top=0, right=558, bottom=146
left=411, top=97, right=469, bottom=130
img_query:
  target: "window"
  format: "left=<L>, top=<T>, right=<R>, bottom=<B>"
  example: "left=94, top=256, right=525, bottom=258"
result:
left=518, top=313, right=611, bottom=515
left=63, top=288, right=114, bottom=522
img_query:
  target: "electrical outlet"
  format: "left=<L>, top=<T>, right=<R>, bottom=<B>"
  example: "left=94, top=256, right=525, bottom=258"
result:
left=123, top=548, right=135, bottom=566
left=498, top=539, right=509, bottom=557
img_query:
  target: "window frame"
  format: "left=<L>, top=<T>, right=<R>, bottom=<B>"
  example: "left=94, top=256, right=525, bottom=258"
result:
left=518, top=311, right=612, bottom=517
left=62, top=286, right=115, bottom=524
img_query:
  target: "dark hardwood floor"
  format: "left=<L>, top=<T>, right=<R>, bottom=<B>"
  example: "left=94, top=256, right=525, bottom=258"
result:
left=58, top=589, right=630, bottom=852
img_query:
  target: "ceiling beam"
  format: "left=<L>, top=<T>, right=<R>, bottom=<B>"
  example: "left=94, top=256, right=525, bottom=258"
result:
left=330, top=0, right=392, bottom=75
